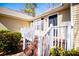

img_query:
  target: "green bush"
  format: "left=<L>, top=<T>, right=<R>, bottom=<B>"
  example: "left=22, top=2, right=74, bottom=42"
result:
left=49, top=47, right=60, bottom=56
left=0, top=30, right=22, bottom=55
left=57, top=47, right=65, bottom=56
left=70, top=49, right=79, bottom=56
left=49, top=47, right=65, bottom=56
left=0, top=30, right=10, bottom=33
left=64, top=49, right=79, bottom=56
left=49, top=48, right=56, bottom=56
left=64, top=50, right=71, bottom=56
left=49, top=47, right=79, bottom=56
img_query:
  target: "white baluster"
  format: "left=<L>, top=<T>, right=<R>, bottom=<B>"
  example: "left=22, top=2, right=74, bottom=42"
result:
left=58, top=27, right=59, bottom=47
left=55, top=27, right=56, bottom=48
left=60, top=27, right=62, bottom=48
left=61, top=39, right=62, bottom=48
left=58, top=39, right=59, bottom=47
left=52, top=27, right=54, bottom=47
left=65, top=26, right=67, bottom=50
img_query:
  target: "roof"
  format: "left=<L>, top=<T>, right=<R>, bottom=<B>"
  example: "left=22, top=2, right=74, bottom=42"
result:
left=34, top=3, right=70, bottom=20
left=0, top=8, right=34, bottom=21
left=0, top=4, right=70, bottom=21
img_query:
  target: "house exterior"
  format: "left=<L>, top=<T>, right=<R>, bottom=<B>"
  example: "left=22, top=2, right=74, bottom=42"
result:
left=30, top=4, right=71, bottom=55
left=0, top=3, right=79, bottom=53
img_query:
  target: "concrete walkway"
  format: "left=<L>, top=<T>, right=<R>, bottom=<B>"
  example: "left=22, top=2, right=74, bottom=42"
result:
left=11, top=52, right=26, bottom=56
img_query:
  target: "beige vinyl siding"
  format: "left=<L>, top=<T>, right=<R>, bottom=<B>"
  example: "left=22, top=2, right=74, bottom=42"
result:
left=58, top=8, right=70, bottom=26
left=0, top=22, right=8, bottom=30
left=71, top=4, right=79, bottom=49
left=0, top=16, right=31, bottom=32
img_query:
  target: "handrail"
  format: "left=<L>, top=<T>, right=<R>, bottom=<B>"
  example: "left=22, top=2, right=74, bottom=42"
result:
left=42, top=25, right=68, bottom=37
left=42, top=24, right=53, bottom=37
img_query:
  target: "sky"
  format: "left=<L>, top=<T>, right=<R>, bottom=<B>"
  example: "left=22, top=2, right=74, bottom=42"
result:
left=0, top=3, right=50, bottom=15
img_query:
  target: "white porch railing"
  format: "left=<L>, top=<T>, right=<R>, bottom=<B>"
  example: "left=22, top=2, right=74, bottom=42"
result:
left=20, top=23, right=72, bottom=56
left=48, top=26, right=67, bottom=50
left=39, top=24, right=72, bottom=56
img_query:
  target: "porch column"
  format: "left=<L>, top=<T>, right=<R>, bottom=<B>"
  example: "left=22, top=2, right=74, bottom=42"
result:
left=50, top=24, right=54, bottom=48
left=23, top=38, right=25, bottom=50
left=35, top=30, right=43, bottom=56
left=66, top=22, right=72, bottom=50
left=38, top=35, right=42, bottom=56
left=20, top=28, right=26, bottom=50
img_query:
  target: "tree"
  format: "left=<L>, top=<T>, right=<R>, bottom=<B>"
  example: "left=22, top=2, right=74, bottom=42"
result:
left=24, top=3, right=37, bottom=17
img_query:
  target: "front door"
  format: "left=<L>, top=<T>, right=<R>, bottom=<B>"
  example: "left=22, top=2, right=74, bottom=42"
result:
left=49, top=14, right=57, bottom=37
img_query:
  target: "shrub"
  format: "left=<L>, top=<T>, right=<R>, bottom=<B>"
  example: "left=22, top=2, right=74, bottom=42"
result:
left=57, top=47, right=65, bottom=56
left=49, top=47, right=60, bottom=56
left=49, top=47, right=79, bottom=56
left=49, top=47, right=65, bottom=56
left=64, top=49, right=79, bottom=56
left=70, top=49, right=79, bottom=56
left=0, top=30, right=22, bottom=55
left=0, top=30, right=10, bottom=33
left=64, top=50, right=71, bottom=56
left=49, top=48, right=57, bottom=56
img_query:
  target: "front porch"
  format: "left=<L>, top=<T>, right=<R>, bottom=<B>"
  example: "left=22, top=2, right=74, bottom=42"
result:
left=20, top=22, right=73, bottom=56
